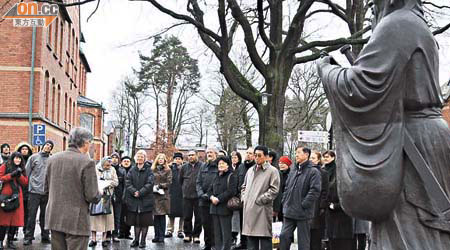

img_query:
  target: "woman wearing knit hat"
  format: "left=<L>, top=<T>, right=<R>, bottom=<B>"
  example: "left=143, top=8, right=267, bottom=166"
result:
left=273, top=156, right=292, bottom=222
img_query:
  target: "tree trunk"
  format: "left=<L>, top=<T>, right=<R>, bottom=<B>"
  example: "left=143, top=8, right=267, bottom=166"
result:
left=242, top=110, right=252, bottom=148
left=166, top=77, right=174, bottom=145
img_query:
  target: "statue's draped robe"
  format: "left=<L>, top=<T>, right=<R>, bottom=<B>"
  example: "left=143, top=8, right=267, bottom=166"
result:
left=319, top=8, right=450, bottom=250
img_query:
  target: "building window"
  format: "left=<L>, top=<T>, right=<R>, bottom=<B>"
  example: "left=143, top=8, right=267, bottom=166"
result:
left=59, top=20, right=64, bottom=62
left=44, top=71, right=50, bottom=118
left=47, top=23, right=52, bottom=47
left=64, top=93, right=68, bottom=122
left=68, top=97, right=72, bottom=125
left=73, top=102, right=76, bottom=125
left=51, top=78, right=56, bottom=122
left=54, top=18, right=59, bottom=53
left=57, top=85, right=61, bottom=125
left=80, top=113, right=94, bottom=133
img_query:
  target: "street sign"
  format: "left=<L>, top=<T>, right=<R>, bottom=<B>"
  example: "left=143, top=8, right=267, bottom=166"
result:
left=298, top=130, right=329, bottom=144
left=32, top=124, right=46, bottom=146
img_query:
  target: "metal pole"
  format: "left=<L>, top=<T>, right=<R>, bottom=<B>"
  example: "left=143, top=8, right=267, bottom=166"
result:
left=28, top=26, right=37, bottom=144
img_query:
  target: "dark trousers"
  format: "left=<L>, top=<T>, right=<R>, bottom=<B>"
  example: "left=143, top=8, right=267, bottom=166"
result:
left=112, top=199, right=122, bottom=236
left=329, top=239, right=355, bottom=250
left=25, top=193, right=49, bottom=240
left=247, top=236, right=272, bottom=250
left=154, top=215, right=166, bottom=240
left=119, top=203, right=131, bottom=236
left=200, top=205, right=214, bottom=247
left=280, top=218, right=310, bottom=250
left=238, top=208, right=247, bottom=246
left=213, top=214, right=232, bottom=250
left=310, top=228, right=322, bottom=250
left=51, top=230, right=89, bottom=250
left=183, top=198, right=202, bottom=237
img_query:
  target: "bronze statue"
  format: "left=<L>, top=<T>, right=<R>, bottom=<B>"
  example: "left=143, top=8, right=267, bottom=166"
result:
left=317, top=0, right=450, bottom=249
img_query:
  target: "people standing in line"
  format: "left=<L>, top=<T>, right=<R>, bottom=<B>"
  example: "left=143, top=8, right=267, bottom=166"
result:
left=230, top=151, right=242, bottom=246
left=152, top=153, right=172, bottom=243
left=273, top=155, right=292, bottom=222
left=110, top=152, right=126, bottom=242
left=197, top=148, right=218, bottom=250
left=279, top=147, right=321, bottom=250
left=309, top=151, right=329, bottom=250
left=12, top=142, right=33, bottom=242
left=124, top=150, right=155, bottom=249
left=241, top=145, right=280, bottom=250
left=45, top=127, right=101, bottom=250
left=232, top=147, right=255, bottom=250
left=0, top=144, right=10, bottom=164
left=179, top=150, right=202, bottom=243
left=24, top=140, right=54, bottom=246
left=208, top=156, right=237, bottom=250
left=0, top=152, right=29, bottom=250
left=166, top=152, right=185, bottom=239
left=323, top=151, right=355, bottom=250
left=89, top=157, right=119, bottom=247
left=118, top=156, right=133, bottom=240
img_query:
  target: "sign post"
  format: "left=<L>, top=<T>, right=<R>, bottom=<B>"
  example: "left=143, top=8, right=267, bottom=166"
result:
left=32, top=124, right=46, bottom=146
left=298, top=130, right=329, bottom=144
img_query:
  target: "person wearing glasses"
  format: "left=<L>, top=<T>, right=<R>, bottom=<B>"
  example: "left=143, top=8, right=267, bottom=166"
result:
left=241, top=145, right=280, bottom=250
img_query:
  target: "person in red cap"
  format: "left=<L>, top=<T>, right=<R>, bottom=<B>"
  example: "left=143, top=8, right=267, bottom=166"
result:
left=273, top=156, right=292, bottom=222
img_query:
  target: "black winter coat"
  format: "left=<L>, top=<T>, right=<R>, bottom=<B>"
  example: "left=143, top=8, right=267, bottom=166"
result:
left=124, top=163, right=154, bottom=213
left=236, top=160, right=255, bottom=194
left=196, top=160, right=218, bottom=207
left=282, top=160, right=321, bottom=221
left=208, top=170, right=237, bottom=216
left=169, top=162, right=184, bottom=217
left=113, top=163, right=127, bottom=203
left=325, top=160, right=354, bottom=239
left=273, top=168, right=290, bottom=214
left=310, top=165, right=329, bottom=230
left=179, top=161, right=202, bottom=199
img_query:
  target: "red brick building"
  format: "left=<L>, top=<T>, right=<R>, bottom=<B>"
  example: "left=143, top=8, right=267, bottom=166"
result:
left=0, top=1, right=105, bottom=160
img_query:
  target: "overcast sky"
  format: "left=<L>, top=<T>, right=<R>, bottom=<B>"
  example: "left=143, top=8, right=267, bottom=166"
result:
left=79, top=0, right=450, bottom=146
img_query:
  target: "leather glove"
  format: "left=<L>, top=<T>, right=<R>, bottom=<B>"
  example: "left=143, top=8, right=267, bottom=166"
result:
left=201, top=194, right=209, bottom=201
left=10, top=168, right=22, bottom=178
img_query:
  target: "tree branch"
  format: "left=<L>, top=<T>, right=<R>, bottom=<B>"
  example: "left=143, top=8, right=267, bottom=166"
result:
left=433, top=22, right=450, bottom=36
left=35, top=0, right=96, bottom=7
left=133, top=0, right=221, bottom=42
left=257, top=0, right=275, bottom=50
left=423, top=1, right=450, bottom=10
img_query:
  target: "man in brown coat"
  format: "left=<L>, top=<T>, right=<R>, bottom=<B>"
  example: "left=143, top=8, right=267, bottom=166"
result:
left=45, top=127, right=101, bottom=250
left=241, top=145, right=280, bottom=250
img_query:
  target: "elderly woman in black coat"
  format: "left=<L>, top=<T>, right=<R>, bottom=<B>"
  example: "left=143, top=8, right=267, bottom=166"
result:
left=208, top=156, right=237, bottom=250
left=125, top=150, right=154, bottom=248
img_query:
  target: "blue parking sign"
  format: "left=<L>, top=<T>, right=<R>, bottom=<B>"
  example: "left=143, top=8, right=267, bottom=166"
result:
left=33, top=124, right=46, bottom=135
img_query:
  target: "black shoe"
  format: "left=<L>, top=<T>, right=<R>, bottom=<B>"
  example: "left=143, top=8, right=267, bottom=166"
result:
left=102, top=241, right=108, bottom=247
left=139, top=241, right=146, bottom=248
left=41, top=237, right=51, bottom=244
left=88, top=241, right=97, bottom=247
left=23, top=239, right=32, bottom=246
left=125, top=235, right=133, bottom=240
left=164, top=232, right=173, bottom=238
left=6, top=241, right=16, bottom=249
left=202, top=247, right=212, bottom=250
left=130, top=240, right=139, bottom=247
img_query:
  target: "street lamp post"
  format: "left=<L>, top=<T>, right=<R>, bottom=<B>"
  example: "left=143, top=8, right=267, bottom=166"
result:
left=261, top=92, right=272, bottom=146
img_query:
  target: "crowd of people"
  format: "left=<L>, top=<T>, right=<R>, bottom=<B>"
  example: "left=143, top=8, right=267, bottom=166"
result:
left=0, top=127, right=370, bottom=250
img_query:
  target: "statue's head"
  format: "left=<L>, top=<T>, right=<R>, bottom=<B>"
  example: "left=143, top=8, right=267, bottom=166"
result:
left=368, top=0, right=423, bottom=29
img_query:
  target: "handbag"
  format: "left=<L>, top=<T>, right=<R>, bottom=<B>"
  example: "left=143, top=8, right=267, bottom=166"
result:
left=0, top=179, right=20, bottom=212
left=226, top=173, right=242, bottom=211
left=90, top=189, right=112, bottom=216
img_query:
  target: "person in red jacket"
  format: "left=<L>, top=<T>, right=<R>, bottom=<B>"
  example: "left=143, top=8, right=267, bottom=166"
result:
left=0, top=151, right=29, bottom=250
